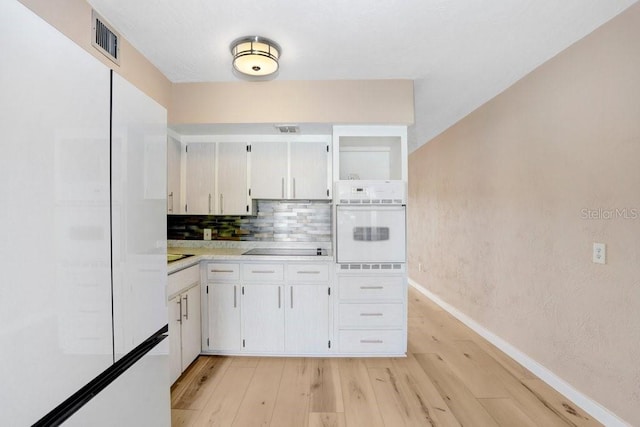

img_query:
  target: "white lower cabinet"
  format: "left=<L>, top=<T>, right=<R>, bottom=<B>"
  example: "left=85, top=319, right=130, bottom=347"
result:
left=202, top=260, right=407, bottom=356
left=285, top=284, right=330, bottom=353
left=168, top=265, right=201, bottom=384
left=242, top=284, right=285, bottom=353
left=204, top=260, right=332, bottom=356
left=207, top=282, right=241, bottom=352
left=205, top=263, right=241, bottom=352
left=335, top=272, right=407, bottom=355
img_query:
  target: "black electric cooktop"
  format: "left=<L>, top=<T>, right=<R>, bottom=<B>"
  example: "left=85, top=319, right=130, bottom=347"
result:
left=242, top=248, right=328, bottom=256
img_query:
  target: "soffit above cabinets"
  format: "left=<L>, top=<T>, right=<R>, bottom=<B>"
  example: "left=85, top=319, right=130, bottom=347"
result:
left=169, top=123, right=333, bottom=136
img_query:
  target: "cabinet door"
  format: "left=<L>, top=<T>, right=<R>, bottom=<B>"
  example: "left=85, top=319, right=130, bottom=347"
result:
left=290, top=142, right=330, bottom=199
left=185, top=143, right=215, bottom=214
left=242, top=284, right=284, bottom=352
left=285, top=284, right=330, bottom=353
left=180, top=285, right=201, bottom=371
left=208, top=283, right=241, bottom=351
left=168, top=296, right=182, bottom=384
left=167, top=136, right=181, bottom=214
left=249, top=141, right=288, bottom=199
left=217, top=143, right=248, bottom=215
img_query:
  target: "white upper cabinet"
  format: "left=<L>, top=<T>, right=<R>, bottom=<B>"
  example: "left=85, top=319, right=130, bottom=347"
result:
left=217, top=142, right=249, bottom=215
left=167, top=136, right=181, bottom=214
left=290, top=141, right=330, bottom=200
left=249, top=141, right=289, bottom=199
left=249, top=137, right=331, bottom=200
left=184, top=143, right=216, bottom=214
left=172, top=135, right=332, bottom=212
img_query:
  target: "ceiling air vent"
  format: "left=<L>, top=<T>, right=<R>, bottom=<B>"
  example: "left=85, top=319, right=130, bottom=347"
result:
left=91, top=10, right=120, bottom=65
left=275, top=125, right=299, bottom=134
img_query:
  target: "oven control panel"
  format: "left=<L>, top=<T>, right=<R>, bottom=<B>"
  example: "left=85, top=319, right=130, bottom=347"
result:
left=335, top=180, right=406, bottom=204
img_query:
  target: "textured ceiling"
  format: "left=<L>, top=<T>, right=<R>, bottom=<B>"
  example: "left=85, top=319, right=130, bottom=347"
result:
left=87, top=0, right=637, bottom=150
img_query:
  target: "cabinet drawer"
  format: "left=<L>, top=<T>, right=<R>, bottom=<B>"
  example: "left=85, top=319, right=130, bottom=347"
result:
left=242, top=263, right=284, bottom=281
left=287, top=263, right=329, bottom=282
left=339, top=276, right=405, bottom=301
left=168, top=264, right=199, bottom=297
left=206, top=263, right=240, bottom=281
left=338, top=330, right=405, bottom=354
left=339, top=303, right=404, bottom=327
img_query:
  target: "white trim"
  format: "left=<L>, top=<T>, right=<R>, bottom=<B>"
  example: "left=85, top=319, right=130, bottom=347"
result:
left=408, top=278, right=631, bottom=427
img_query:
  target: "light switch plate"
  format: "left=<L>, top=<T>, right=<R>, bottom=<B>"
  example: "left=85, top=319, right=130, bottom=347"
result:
left=203, top=229, right=212, bottom=240
left=593, top=242, right=606, bottom=264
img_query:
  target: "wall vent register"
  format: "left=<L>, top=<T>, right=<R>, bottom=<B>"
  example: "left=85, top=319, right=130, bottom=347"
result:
left=91, top=10, right=120, bottom=64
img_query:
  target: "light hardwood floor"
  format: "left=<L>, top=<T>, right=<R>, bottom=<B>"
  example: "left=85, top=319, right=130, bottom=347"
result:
left=171, top=287, right=601, bottom=426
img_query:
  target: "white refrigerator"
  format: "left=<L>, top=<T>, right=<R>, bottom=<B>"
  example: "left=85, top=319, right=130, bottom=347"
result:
left=0, top=1, right=169, bottom=425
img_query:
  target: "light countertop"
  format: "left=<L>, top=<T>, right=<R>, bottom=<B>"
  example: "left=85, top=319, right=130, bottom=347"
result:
left=167, top=244, right=333, bottom=274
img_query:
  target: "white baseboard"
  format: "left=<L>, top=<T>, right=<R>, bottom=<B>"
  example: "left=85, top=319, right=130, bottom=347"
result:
left=408, top=278, right=630, bottom=427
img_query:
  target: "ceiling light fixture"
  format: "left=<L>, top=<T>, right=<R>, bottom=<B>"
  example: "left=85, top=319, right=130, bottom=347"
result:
left=230, top=36, right=281, bottom=80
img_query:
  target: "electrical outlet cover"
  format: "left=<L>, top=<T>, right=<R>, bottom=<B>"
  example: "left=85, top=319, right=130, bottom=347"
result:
left=592, top=242, right=606, bottom=264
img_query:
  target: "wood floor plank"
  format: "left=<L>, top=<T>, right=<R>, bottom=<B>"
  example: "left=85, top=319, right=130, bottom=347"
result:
left=338, top=358, right=385, bottom=427
left=308, top=412, right=346, bottom=427
left=232, top=358, right=285, bottom=427
left=171, top=409, right=200, bottom=427
left=193, top=366, right=255, bottom=427
left=408, top=287, right=443, bottom=316
left=478, top=398, right=539, bottom=427
left=270, top=358, right=312, bottom=427
left=414, top=353, right=500, bottom=427
left=471, top=339, right=538, bottom=381
left=452, top=340, right=574, bottom=427
left=443, top=340, right=509, bottom=398
left=171, top=357, right=208, bottom=404
left=363, top=357, right=395, bottom=369
left=407, top=316, right=447, bottom=353
left=368, top=367, right=413, bottom=426
left=370, top=366, right=449, bottom=427
left=172, top=356, right=232, bottom=410
left=309, top=358, right=344, bottom=413
left=392, top=354, right=462, bottom=427
left=230, top=356, right=262, bottom=367
left=521, top=379, right=602, bottom=427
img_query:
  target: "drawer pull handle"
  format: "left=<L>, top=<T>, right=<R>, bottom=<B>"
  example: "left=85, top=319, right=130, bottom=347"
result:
left=252, top=270, right=276, bottom=274
left=297, top=271, right=320, bottom=274
left=360, top=339, right=383, bottom=344
left=211, top=269, right=235, bottom=273
left=360, top=313, right=383, bottom=317
left=360, top=286, right=383, bottom=289
left=233, top=285, right=237, bottom=308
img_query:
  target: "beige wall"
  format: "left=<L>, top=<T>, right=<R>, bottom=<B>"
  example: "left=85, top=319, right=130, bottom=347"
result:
left=170, top=80, right=414, bottom=125
left=408, top=3, right=640, bottom=425
left=18, top=0, right=171, bottom=108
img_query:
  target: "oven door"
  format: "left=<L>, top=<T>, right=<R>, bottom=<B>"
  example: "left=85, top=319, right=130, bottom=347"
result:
left=336, top=205, right=406, bottom=263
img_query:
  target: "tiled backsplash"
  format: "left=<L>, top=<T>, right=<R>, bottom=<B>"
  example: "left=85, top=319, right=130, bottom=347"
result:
left=167, top=200, right=331, bottom=241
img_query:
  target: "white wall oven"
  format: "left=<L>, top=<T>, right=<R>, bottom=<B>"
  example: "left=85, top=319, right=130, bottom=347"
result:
left=334, top=181, right=407, bottom=356
left=335, top=181, right=406, bottom=264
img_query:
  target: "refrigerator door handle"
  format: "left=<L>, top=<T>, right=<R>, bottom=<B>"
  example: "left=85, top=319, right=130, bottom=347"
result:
left=32, top=326, right=169, bottom=427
